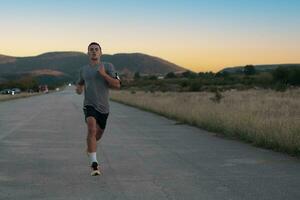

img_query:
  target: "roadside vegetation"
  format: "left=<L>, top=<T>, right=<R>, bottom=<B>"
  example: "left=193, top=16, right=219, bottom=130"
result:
left=111, top=65, right=300, bottom=156
left=120, top=65, right=300, bottom=93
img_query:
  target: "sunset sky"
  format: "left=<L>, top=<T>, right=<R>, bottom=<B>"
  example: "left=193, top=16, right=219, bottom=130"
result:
left=0, top=0, right=299, bottom=72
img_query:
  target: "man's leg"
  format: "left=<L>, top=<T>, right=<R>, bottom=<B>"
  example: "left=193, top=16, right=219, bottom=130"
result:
left=86, top=116, right=97, bottom=154
left=86, top=116, right=101, bottom=175
left=96, top=125, right=104, bottom=141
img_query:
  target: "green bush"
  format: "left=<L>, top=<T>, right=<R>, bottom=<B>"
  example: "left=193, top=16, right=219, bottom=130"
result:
left=165, top=72, right=176, bottom=79
left=272, top=67, right=300, bottom=86
left=189, top=80, right=202, bottom=91
left=253, top=72, right=273, bottom=86
left=274, top=83, right=288, bottom=92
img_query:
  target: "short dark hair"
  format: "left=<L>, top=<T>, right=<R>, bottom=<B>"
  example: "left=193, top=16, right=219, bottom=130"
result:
left=88, top=42, right=101, bottom=50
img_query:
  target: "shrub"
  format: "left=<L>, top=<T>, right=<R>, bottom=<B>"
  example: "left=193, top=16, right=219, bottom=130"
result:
left=210, top=90, right=223, bottom=103
left=189, top=80, right=202, bottom=91
left=165, top=72, right=176, bottom=79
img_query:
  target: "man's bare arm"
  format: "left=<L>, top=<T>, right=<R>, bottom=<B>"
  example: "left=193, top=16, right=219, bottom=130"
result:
left=103, top=74, right=121, bottom=89
left=98, top=65, right=121, bottom=89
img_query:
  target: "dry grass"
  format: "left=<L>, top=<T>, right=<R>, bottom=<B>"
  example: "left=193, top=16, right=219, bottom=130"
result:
left=110, top=89, right=300, bottom=156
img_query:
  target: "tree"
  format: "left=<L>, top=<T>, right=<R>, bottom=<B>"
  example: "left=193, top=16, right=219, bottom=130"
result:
left=134, top=72, right=140, bottom=80
left=148, top=75, right=157, bottom=80
left=165, top=72, right=176, bottom=79
left=288, top=68, right=300, bottom=85
left=272, top=66, right=289, bottom=84
left=215, top=71, right=229, bottom=78
left=182, top=70, right=197, bottom=79
left=0, top=76, right=39, bottom=91
left=244, top=65, right=256, bottom=75
left=198, top=71, right=215, bottom=79
left=189, top=80, right=202, bottom=91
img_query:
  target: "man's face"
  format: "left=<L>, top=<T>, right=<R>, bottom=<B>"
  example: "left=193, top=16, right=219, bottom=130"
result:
left=88, top=44, right=102, bottom=61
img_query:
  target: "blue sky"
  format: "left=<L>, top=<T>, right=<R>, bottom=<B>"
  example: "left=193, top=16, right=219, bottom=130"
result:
left=0, top=0, right=299, bottom=71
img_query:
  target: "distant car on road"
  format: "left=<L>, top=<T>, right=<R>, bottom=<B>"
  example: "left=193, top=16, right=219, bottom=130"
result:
left=0, top=89, right=12, bottom=95
left=11, top=88, right=21, bottom=94
left=39, top=85, right=49, bottom=93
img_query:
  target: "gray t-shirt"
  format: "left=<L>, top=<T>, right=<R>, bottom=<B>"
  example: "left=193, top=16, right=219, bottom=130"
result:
left=77, top=62, right=118, bottom=114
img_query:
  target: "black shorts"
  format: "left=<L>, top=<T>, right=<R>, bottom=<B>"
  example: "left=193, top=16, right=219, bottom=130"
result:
left=83, top=106, right=109, bottom=130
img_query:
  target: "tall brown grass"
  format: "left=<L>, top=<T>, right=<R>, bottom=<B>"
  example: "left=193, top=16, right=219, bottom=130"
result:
left=110, top=89, right=300, bottom=156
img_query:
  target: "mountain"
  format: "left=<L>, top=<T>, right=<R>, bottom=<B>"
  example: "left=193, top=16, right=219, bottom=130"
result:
left=219, top=64, right=300, bottom=74
left=101, top=53, right=185, bottom=75
left=0, top=55, right=16, bottom=64
left=0, top=52, right=187, bottom=84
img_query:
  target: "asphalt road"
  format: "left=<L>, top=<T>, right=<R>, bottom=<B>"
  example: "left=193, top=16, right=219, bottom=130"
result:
left=0, top=86, right=300, bottom=200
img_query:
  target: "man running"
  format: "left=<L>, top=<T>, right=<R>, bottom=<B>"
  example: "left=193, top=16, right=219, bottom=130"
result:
left=76, top=42, right=121, bottom=176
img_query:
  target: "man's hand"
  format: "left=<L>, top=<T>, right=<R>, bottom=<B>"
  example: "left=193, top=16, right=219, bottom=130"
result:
left=98, top=64, right=121, bottom=89
left=108, top=79, right=121, bottom=89
left=98, top=64, right=107, bottom=77
left=76, top=84, right=84, bottom=94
